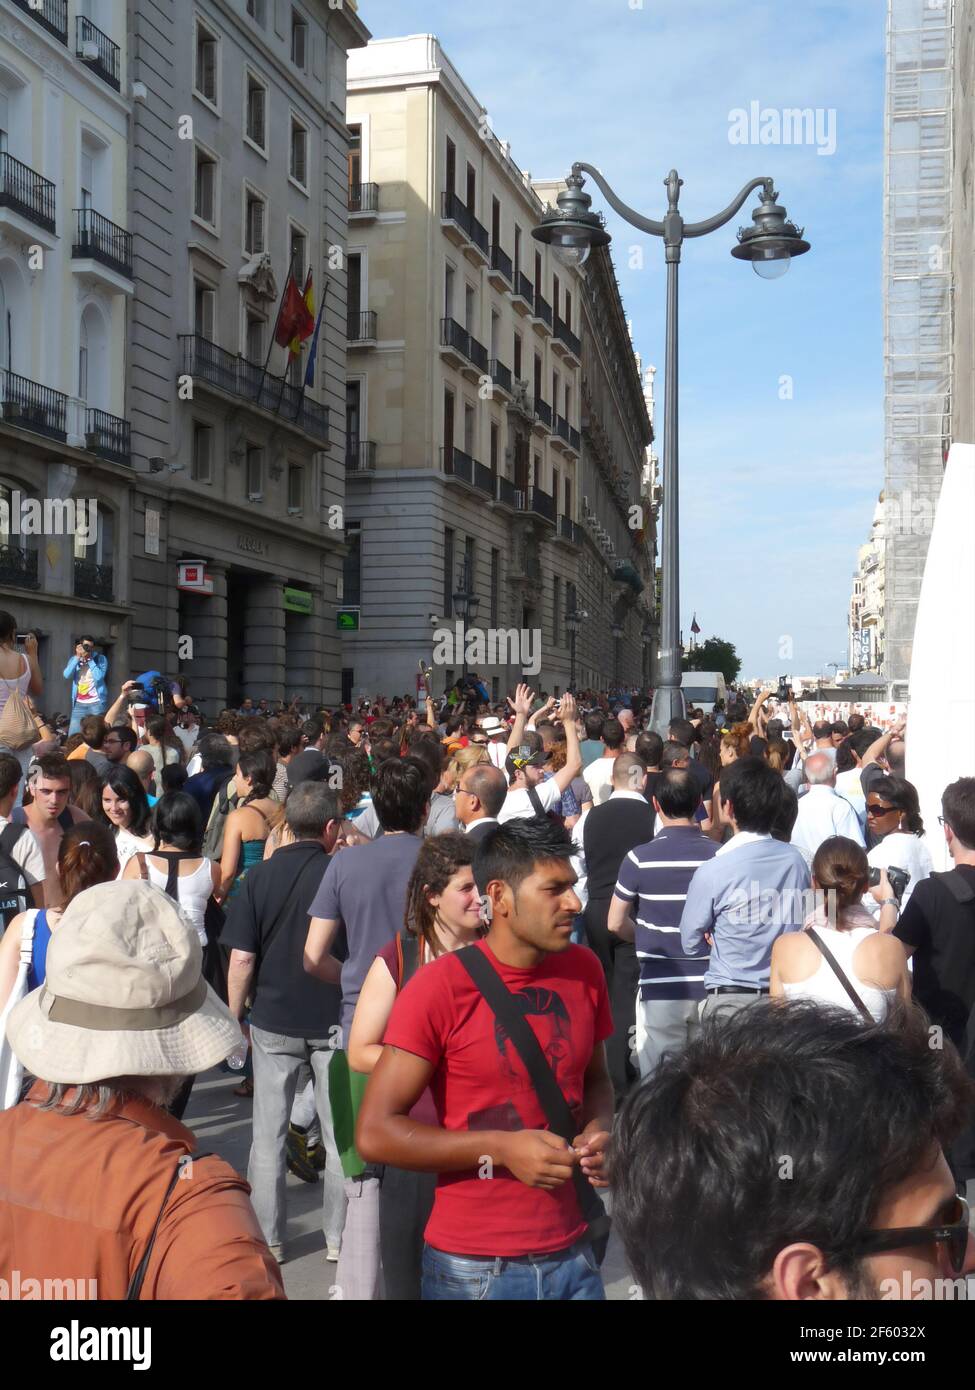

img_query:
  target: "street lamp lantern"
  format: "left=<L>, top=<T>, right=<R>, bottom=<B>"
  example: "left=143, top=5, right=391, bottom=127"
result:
left=565, top=605, right=588, bottom=692
left=535, top=163, right=809, bottom=734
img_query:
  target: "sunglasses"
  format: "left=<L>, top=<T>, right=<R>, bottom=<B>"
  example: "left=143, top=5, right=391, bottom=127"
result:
left=844, top=1196, right=971, bottom=1274
left=866, top=803, right=896, bottom=817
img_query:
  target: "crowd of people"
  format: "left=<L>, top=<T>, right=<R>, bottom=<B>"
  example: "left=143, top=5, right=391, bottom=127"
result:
left=0, top=610, right=973, bottom=1302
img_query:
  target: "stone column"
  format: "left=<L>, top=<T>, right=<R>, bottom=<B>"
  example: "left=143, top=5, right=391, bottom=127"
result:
left=181, top=562, right=228, bottom=712
left=243, top=577, right=286, bottom=703
left=284, top=586, right=325, bottom=706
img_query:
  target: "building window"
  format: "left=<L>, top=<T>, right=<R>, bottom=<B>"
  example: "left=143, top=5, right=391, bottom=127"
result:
left=348, top=123, right=361, bottom=193
left=246, top=73, right=267, bottom=151
left=513, top=331, right=522, bottom=380
left=245, top=444, right=264, bottom=499
left=291, top=10, right=308, bottom=68
left=564, top=288, right=572, bottom=331
left=289, top=226, right=307, bottom=283
left=490, top=421, right=499, bottom=476
left=490, top=547, right=499, bottom=625
left=246, top=0, right=266, bottom=22
left=553, top=575, right=561, bottom=642
left=194, top=279, right=215, bottom=339
left=445, top=136, right=456, bottom=194
left=514, top=225, right=522, bottom=278
left=443, top=527, right=454, bottom=618
left=194, top=148, right=216, bottom=226
left=192, top=423, right=213, bottom=482
left=463, top=402, right=475, bottom=456
left=194, top=21, right=218, bottom=105
left=245, top=310, right=264, bottom=362
left=288, top=463, right=304, bottom=512
left=344, top=522, right=361, bottom=607
left=290, top=117, right=308, bottom=187
left=245, top=189, right=266, bottom=254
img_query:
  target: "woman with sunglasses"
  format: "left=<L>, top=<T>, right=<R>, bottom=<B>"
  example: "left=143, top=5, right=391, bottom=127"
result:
left=863, top=775, right=933, bottom=921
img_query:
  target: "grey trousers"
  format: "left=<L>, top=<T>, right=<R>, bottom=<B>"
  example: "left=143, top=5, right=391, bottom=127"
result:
left=248, top=1025, right=346, bottom=1249
left=699, top=992, right=768, bottom=1023
left=633, top=998, right=702, bottom=1078
left=336, top=1174, right=382, bottom=1301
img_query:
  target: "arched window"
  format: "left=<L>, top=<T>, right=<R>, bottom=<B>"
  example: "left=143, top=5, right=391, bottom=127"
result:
left=0, top=477, right=40, bottom=591
left=73, top=501, right=114, bottom=602
left=78, top=303, right=108, bottom=410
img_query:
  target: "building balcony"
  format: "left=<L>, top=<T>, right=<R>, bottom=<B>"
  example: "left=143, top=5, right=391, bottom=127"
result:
left=76, top=15, right=121, bottom=91
left=348, top=181, right=379, bottom=219
left=345, top=440, right=377, bottom=472
left=72, top=208, right=133, bottom=292
left=531, top=291, right=553, bottom=336
left=552, top=316, right=581, bottom=364
left=473, top=460, right=496, bottom=499
left=0, top=544, right=39, bottom=591
left=529, top=486, right=556, bottom=525
left=178, top=335, right=329, bottom=445
left=533, top=395, right=552, bottom=434
left=73, top=557, right=114, bottom=603
left=556, top=514, right=581, bottom=547
left=440, top=317, right=488, bottom=380
left=554, top=416, right=580, bottom=457
left=0, top=152, right=57, bottom=241
left=347, top=309, right=378, bottom=348
left=511, top=269, right=534, bottom=316
left=495, top=475, right=518, bottom=510
left=441, top=445, right=474, bottom=487
left=11, top=0, right=66, bottom=44
left=489, top=358, right=512, bottom=399
left=488, top=243, right=512, bottom=291
left=1, top=369, right=67, bottom=443
left=440, top=191, right=489, bottom=265
left=85, top=408, right=131, bottom=466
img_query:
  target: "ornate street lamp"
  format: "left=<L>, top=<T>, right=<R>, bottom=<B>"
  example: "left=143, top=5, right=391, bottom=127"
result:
left=565, top=604, right=588, bottom=692
left=611, top=621, right=624, bottom=689
left=453, top=556, right=480, bottom=683
left=534, top=166, right=809, bottom=733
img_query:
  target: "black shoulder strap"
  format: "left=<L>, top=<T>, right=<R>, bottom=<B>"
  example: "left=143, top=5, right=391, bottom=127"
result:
left=934, top=869, right=975, bottom=906
left=126, top=1151, right=213, bottom=1301
left=258, top=852, right=324, bottom=966
left=454, top=944, right=610, bottom=1245
left=525, top=782, right=548, bottom=821
left=806, top=929, right=874, bottom=1024
left=0, top=821, right=27, bottom=861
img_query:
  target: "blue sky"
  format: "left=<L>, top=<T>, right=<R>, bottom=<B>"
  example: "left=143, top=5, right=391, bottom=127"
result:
left=360, top=0, right=886, bottom=679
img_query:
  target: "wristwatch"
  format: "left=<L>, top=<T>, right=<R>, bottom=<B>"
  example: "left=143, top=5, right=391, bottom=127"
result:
left=880, top=897, right=899, bottom=912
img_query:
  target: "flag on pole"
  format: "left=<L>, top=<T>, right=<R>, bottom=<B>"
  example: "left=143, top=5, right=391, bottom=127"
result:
left=304, top=282, right=328, bottom=388
left=274, top=269, right=315, bottom=352
left=690, top=614, right=701, bottom=635
left=288, top=271, right=315, bottom=359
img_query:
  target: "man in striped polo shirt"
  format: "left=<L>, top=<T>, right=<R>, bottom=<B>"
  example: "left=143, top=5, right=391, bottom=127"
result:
left=607, top=769, right=717, bottom=1077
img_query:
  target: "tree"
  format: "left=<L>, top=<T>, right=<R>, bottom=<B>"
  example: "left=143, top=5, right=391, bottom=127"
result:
left=683, top=637, right=742, bottom=685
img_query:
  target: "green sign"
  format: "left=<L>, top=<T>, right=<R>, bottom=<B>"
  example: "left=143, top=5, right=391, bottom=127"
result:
left=337, top=608, right=360, bottom=631
left=283, top=587, right=313, bottom=615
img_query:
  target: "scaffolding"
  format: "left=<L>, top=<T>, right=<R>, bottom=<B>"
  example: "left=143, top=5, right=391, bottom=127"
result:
left=882, top=0, right=954, bottom=689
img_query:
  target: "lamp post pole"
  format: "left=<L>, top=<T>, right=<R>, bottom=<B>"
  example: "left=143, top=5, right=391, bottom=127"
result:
left=532, top=167, right=808, bottom=735
left=453, top=556, right=479, bottom=685
left=612, top=622, right=624, bottom=690
left=566, top=607, right=586, bottom=692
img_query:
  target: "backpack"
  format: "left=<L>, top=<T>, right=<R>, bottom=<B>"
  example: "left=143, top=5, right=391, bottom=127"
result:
left=203, top=784, right=237, bottom=861
left=0, top=823, right=31, bottom=936
left=0, top=679, right=37, bottom=751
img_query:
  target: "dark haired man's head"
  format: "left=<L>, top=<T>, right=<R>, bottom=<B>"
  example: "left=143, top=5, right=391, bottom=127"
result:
left=668, top=718, right=696, bottom=749
left=831, top=720, right=849, bottom=747
left=613, top=1000, right=975, bottom=1300
left=372, top=756, right=430, bottom=834
left=473, top=818, right=580, bottom=957
left=601, top=718, right=624, bottom=752
left=847, top=712, right=866, bottom=733
left=160, top=763, right=187, bottom=794
left=285, top=781, right=341, bottom=846
left=812, top=720, right=832, bottom=743
left=370, top=736, right=400, bottom=766
left=635, top=730, right=663, bottom=770
left=766, top=718, right=784, bottom=742
left=719, top=756, right=785, bottom=834
left=197, top=733, right=234, bottom=771
left=79, top=714, right=106, bottom=749
left=584, top=712, right=605, bottom=742
left=770, top=778, right=799, bottom=843
left=653, top=769, right=701, bottom=822
left=302, top=718, right=326, bottom=750
left=0, top=752, right=20, bottom=806
left=103, top=724, right=138, bottom=763
left=661, top=742, right=689, bottom=770
left=504, top=730, right=547, bottom=786
left=941, top=778, right=975, bottom=857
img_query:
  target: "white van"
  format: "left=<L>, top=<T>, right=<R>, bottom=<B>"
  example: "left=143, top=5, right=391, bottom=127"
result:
left=680, top=672, right=727, bottom=709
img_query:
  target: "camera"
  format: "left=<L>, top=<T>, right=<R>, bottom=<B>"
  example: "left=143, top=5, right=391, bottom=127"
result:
left=775, top=675, right=792, bottom=703
left=868, top=864, right=910, bottom=903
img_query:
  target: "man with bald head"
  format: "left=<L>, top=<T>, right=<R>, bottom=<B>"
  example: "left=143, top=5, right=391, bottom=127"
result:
left=790, top=750, right=863, bottom=864
left=455, top=763, right=507, bottom=843
left=127, top=749, right=159, bottom=807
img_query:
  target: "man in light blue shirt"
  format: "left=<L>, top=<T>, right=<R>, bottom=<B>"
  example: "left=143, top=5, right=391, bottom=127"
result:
left=681, top=758, right=811, bottom=1021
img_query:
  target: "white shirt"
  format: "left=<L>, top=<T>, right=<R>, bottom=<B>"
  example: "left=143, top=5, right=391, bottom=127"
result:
left=715, top=830, right=773, bottom=858
left=114, top=827, right=154, bottom=877
left=463, top=816, right=498, bottom=833
left=791, top=785, right=865, bottom=864
left=0, top=814, right=45, bottom=885
left=486, top=741, right=507, bottom=771
left=864, top=832, right=933, bottom=918
left=173, top=724, right=199, bottom=756
left=583, top=756, right=616, bottom=807
left=498, top=776, right=562, bottom=825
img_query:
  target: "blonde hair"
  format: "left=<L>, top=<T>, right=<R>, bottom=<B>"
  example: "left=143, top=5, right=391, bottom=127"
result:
left=444, top=743, right=489, bottom=790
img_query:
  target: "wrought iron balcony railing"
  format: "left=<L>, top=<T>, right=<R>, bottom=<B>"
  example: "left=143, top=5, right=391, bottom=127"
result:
left=345, top=440, right=377, bottom=471
left=554, top=316, right=581, bottom=358
left=1, top=369, right=67, bottom=442
left=489, top=244, right=512, bottom=285
left=530, top=486, right=556, bottom=524
left=0, top=544, right=39, bottom=591
left=0, top=152, right=56, bottom=234
left=532, top=292, right=552, bottom=328
left=534, top=396, right=552, bottom=428
left=440, top=190, right=489, bottom=257
left=74, top=557, right=114, bottom=602
left=489, top=358, right=512, bottom=395
left=513, top=270, right=534, bottom=305
left=348, top=181, right=379, bottom=214
left=76, top=15, right=121, bottom=90
left=178, top=335, right=329, bottom=444
left=11, top=0, right=66, bottom=43
left=347, top=310, right=377, bottom=342
left=441, top=445, right=474, bottom=486
left=85, top=408, right=131, bottom=466
left=73, top=207, right=132, bottom=278
left=440, top=317, right=488, bottom=373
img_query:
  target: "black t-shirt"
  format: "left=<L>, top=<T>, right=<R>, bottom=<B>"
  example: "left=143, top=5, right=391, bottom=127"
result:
left=287, top=748, right=327, bottom=790
left=219, top=840, right=340, bottom=1039
left=688, top=757, right=713, bottom=803
left=894, top=867, right=975, bottom=1048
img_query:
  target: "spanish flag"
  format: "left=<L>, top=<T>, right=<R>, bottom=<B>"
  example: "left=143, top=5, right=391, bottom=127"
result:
left=288, top=270, right=315, bottom=359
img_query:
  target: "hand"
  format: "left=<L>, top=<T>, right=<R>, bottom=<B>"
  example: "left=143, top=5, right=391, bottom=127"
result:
left=74, top=643, right=87, bottom=659
left=121, top=680, right=137, bottom=693
left=869, top=868, right=892, bottom=906
left=239, top=1019, right=251, bottom=1045
left=572, top=1125, right=611, bottom=1189
left=508, top=683, right=536, bottom=718
left=890, top=718, right=907, bottom=739
left=23, top=633, right=37, bottom=655
left=558, top=692, right=578, bottom=724
left=497, top=1129, right=579, bottom=1190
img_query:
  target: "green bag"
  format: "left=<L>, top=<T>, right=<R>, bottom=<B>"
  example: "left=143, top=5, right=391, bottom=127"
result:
left=329, top=1049, right=372, bottom=1179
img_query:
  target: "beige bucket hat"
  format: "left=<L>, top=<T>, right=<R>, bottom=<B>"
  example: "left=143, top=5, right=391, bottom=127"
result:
left=6, top=880, right=242, bottom=1083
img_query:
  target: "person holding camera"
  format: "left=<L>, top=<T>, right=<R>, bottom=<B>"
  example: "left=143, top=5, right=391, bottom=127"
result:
left=63, top=635, right=108, bottom=737
left=861, top=775, right=932, bottom=920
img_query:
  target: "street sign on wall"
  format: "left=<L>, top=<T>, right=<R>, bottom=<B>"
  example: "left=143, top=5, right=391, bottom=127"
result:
left=337, top=608, right=360, bottom=631
left=284, top=587, right=312, bottom=614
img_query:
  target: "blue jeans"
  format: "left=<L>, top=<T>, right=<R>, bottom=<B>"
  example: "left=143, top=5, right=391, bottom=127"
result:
left=421, top=1239, right=605, bottom=1301
left=69, top=700, right=105, bottom=736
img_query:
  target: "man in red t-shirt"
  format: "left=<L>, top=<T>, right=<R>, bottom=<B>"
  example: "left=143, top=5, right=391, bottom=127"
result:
left=357, top=817, right=614, bottom=1300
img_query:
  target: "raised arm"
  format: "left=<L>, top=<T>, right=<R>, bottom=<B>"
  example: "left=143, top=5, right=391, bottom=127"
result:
left=505, top=682, right=536, bottom=753
left=550, top=693, right=582, bottom=794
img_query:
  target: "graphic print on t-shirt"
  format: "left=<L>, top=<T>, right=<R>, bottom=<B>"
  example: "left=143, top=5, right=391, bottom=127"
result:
left=466, top=985, right=572, bottom=1131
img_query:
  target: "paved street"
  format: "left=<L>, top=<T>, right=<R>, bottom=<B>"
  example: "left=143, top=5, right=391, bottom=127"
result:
left=184, top=1070, right=635, bottom=1300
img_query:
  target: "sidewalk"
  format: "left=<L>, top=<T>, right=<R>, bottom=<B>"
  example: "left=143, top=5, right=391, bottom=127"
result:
left=183, top=1069, right=635, bottom=1300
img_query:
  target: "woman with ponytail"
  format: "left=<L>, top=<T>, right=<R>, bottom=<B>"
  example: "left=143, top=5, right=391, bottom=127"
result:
left=0, top=821, right=118, bottom=1013
left=216, top=749, right=282, bottom=902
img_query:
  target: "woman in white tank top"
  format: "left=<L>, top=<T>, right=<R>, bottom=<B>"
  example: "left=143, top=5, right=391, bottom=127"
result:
left=120, top=789, right=219, bottom=947
left=770, top=835, right=911, bottom=1022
